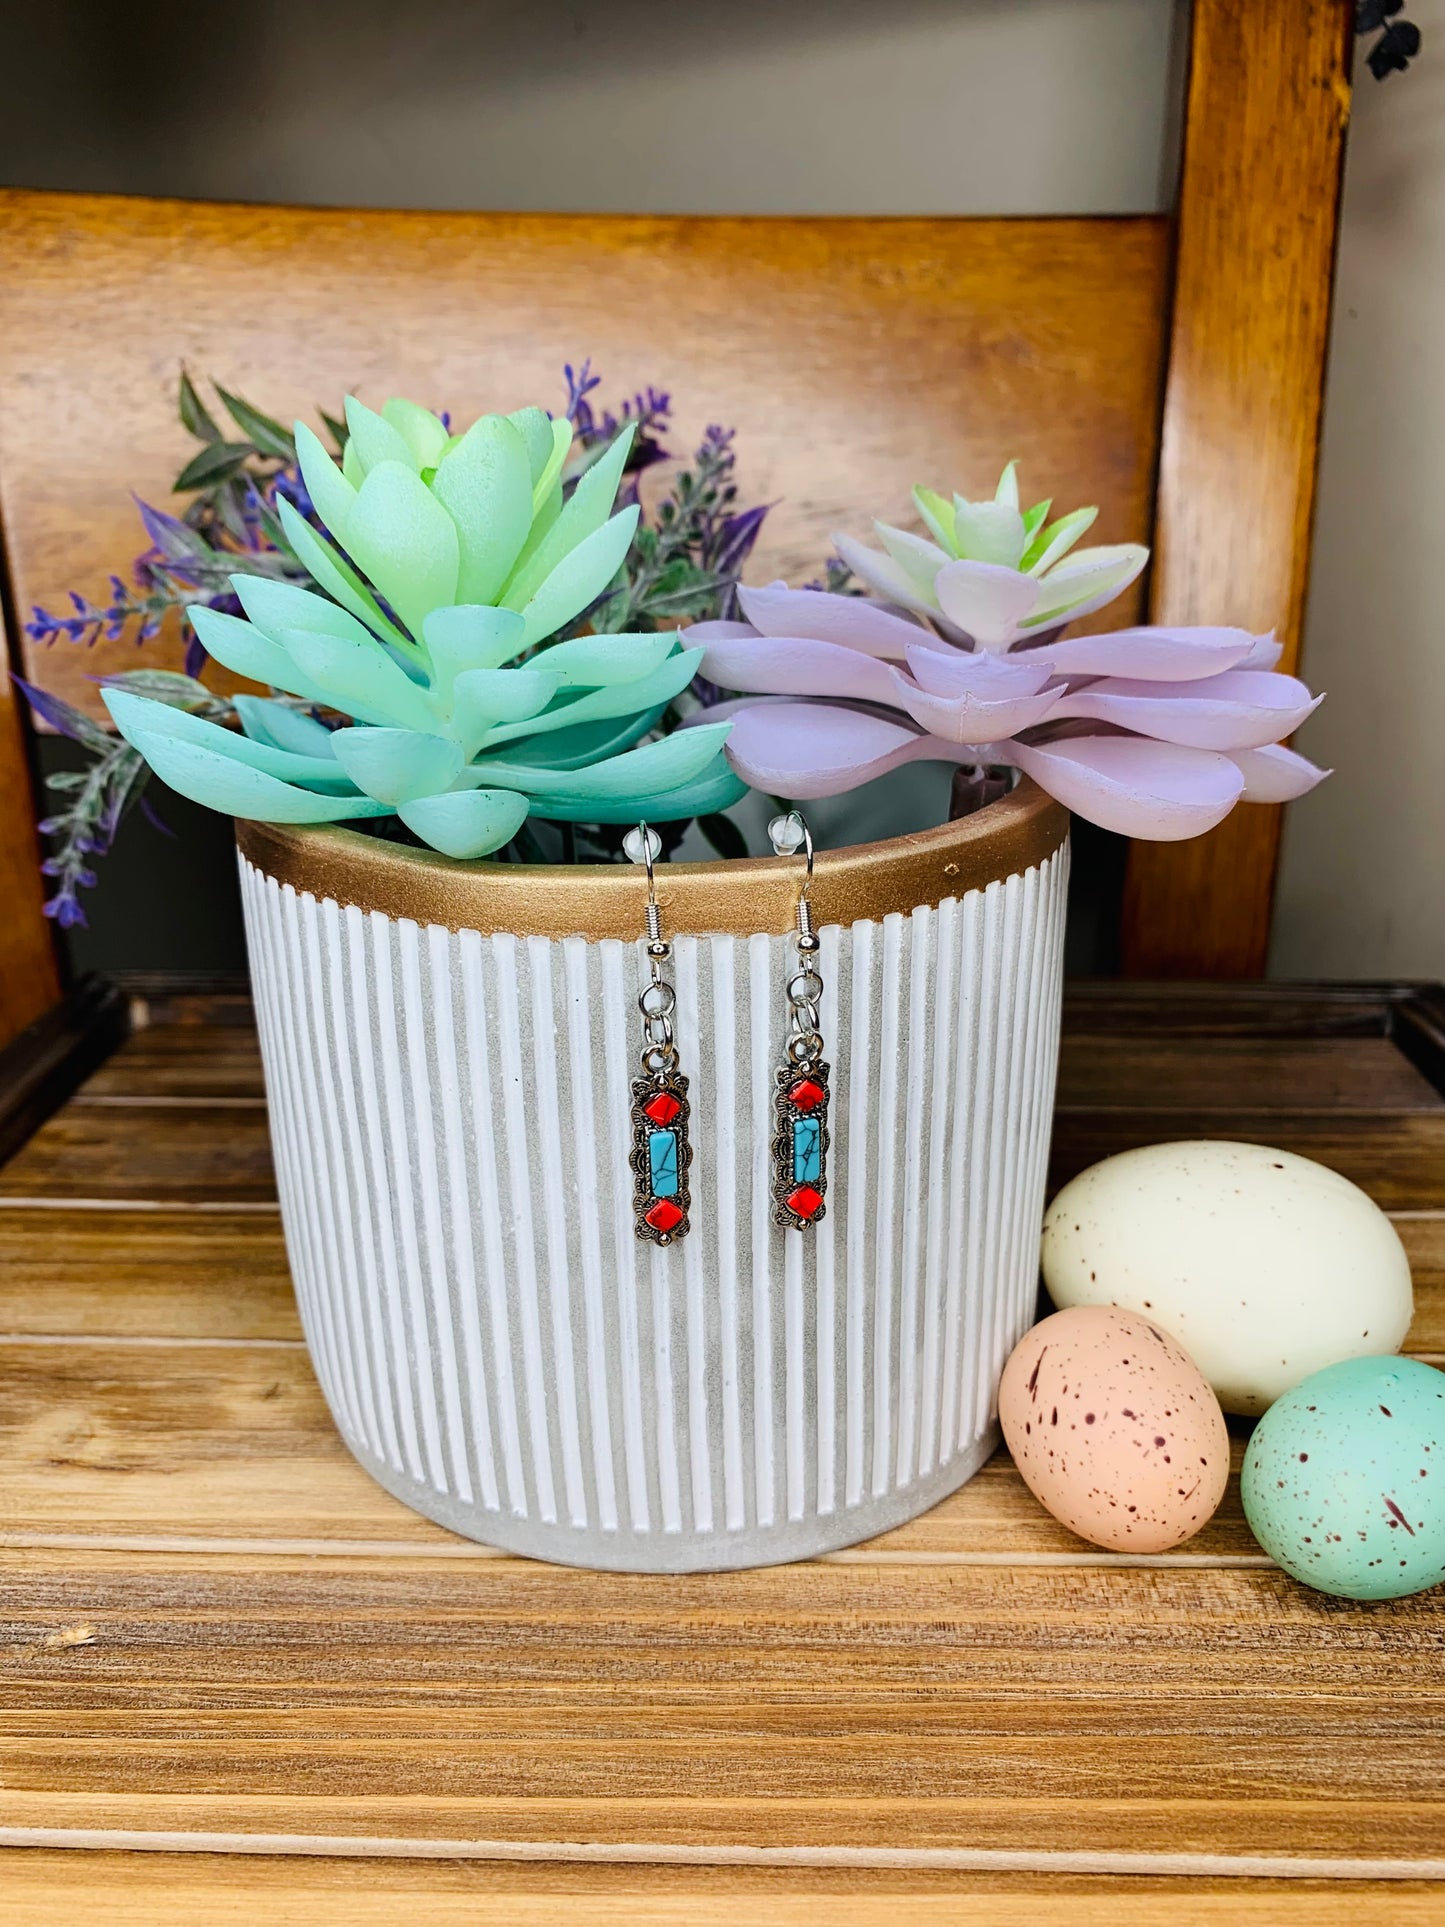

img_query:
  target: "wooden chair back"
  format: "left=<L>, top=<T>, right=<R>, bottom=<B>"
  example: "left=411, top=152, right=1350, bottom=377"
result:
left=0, top=0, right=1352, bottom=1051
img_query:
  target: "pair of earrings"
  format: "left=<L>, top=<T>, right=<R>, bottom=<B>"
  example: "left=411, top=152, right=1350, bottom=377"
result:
left=625, top=812, right=830, bottom=1247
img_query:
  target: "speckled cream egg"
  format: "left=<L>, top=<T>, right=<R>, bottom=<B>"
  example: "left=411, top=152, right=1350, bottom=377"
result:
left=998, top=1305, right=1229, bottom=1551
left=1241, top=1355, right=1445, bottom=1600
left=1041, top=1141, right=1413, bottom=1417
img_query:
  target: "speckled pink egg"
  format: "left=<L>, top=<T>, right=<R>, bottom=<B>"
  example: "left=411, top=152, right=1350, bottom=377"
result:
left=998, top=1305, right=1229, bottom=1551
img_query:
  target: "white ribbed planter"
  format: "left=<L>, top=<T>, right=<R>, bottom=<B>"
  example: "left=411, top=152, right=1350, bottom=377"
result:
left=237, top=786, right=1069, bottom=1571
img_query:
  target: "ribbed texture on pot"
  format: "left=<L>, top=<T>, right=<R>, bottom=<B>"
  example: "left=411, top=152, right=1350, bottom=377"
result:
left=239, top=841, right=1068, bottom=1570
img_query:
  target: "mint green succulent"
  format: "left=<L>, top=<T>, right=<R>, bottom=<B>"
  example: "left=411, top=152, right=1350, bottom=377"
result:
left=103, top=396, right=742, bottom=859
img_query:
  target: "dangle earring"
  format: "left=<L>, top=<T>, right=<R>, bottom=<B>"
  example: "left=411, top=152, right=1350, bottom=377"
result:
left=624, top=822, right=693, bottom=1246
left=769, top=811, right=830, bottom=1229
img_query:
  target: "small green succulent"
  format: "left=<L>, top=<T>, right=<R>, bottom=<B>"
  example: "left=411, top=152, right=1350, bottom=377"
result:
left=104, top=396, right=742, bottom=859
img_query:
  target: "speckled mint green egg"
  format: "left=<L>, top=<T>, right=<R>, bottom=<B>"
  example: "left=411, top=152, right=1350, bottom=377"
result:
left=1241, top=1356, right=1445, bottom=1600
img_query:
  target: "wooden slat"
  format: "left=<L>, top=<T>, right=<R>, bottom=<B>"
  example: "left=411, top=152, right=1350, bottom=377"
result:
left=0, top=192, right=1169, bottom=720
left=48, top=1109, right=1438, bottom=1203
left=0, top=612, right=60, bottom=1048
left=0, top=1334, right=1257, bottom=1556
left=1056, top=1035, right=1445, bottom=1114
left=81, top=1021, right=1445, bottom=1116
left=0, top=1105, right=277, bottom=1202
left=11, top=1098, right=1445, bottom=1211
left=1121, top=0, right=1354, bottom=977
left=1050, top=1113, right=1445, bottom=1211
left=1, top=1550, right=1442, bottom=1864
left=0, top=1206, right=1440, bottom=1352
left=1064, top=983, right=1417, bottom=1040
left=0, top=1209, right=297, bottom=1340
left=1399, top=1218, right=1445, bottom=1348
left=82, top=1022, right=265, bottom=1100
left=0, top=977, right=132, bottom=1169
left=5, top=1799, right=1444, bottom=1888
left=5, top=1320, right=1443, bottom=1557
left=3, top=992, right=1442, bottom=1903
left=8, top=1853, right=1445, bottom=1927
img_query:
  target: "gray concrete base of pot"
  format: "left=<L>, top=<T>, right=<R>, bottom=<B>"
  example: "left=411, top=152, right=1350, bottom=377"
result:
left=350, top=1422, right=1000, bottom=1572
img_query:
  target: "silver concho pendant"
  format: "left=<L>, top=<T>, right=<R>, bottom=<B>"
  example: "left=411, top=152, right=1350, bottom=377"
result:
left=771, top=1057, right=830, bottom=1229
left=630, top=1068, right=693, bottom=1245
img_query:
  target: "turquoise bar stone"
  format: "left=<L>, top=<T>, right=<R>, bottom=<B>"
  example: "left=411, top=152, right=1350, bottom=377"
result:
left=793, top=1115, right=822, bottom=1185
left=648, top=1127, right=680, bottom=1198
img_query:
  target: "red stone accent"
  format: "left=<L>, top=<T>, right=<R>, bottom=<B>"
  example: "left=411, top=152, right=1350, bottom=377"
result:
left=642, top=1091, right=683, bottom=1127
left=788, top=1077, right=826, bottom=1114
left=786, top=1184, right=824, bottom=1221
left=644, top=1197, right=685, bottom=1234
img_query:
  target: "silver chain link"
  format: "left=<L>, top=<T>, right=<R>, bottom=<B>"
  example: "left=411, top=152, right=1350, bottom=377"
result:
left=768, top=811, right=825, bottom=1068
left=629, top=823, right=678, bottom=1075
left=783, top=901, right=824, bottom=1065
left=639, top=898, right=678, bottom=1073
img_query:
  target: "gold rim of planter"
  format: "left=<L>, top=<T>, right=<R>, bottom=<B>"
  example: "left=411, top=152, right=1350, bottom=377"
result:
left=236, top=777, right=1068, bottom=939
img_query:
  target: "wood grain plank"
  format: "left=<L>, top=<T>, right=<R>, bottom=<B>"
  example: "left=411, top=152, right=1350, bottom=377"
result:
left=3, top=993, right=1439, bottom=1900
left=0, top=1209, right=297, bottom=1340
left=0, top=610, right=61, bottom=1049
left=1050, top=1114, right=1445, bottom=1211
left=1055, top=1036, right=1445, bottom=1114
left=81, top=1022, right=265, bottom=1100
left=7, top=1853, right=1445, bottom=1927
left=1120, top=0, right=1354, bottom=977
left=0, top=192, right=1169, bottom=720
left=1062, top=984, right=1407, bottom=1039
left=0, top=1205, right=1440, bottom=1352
left=0, top=1105, right=277, bottom=1202
left=1399, top=1217, right=1445, bottom=1350
left=5, top=1855, right=1445, bottom=1927
left=84, top=1019, right=1444, bottom=1116
left=0, top=1332, right=1438, bottom=1558
left=10, top=1096, right=1445, bottom=1209
left=0, top=1336, right=1262, bottom=1555
left=0, top=1552, right=1441, bottom=1861
left=4, top=1794, right=1444, bottom=1879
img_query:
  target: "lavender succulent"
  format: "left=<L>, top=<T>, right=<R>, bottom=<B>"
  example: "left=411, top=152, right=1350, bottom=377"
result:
left=690, top=462, right=1327, bottom=841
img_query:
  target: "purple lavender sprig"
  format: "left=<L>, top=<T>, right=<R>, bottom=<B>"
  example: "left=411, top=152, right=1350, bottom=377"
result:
left=20, top=372, right=340, bottom=920
left=19, top=672, right=232, bottom=928
left=596, top=420, right=768, bottom=631
left=563, top=359, right=603, bottom=424
left=25, top=373, right=322, bottom=673
left=565, top=359, right=672, bottom=498
left=27, top=577, right=170, bottom=652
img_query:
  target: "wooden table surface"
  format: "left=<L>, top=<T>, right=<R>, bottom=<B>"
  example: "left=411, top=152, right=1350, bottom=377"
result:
left=2, top=982, right=1443, bottom=1924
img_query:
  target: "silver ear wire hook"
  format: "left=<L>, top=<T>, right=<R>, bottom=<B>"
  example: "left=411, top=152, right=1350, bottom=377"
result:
left=770, top=808, right=820, bottom=967
left=624, top=820, right=664, bottom=944
left=768, top=811, right=830, bottom=1228
left=625, top=821, right=692, bottom=1244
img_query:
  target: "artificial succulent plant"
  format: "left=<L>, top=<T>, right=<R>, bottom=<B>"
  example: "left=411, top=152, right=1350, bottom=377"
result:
left=690, top=462, right=1327, bottom=841
left=102, top=396, right=743, bottom=859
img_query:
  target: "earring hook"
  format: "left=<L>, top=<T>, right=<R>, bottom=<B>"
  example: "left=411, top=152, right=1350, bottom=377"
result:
left=625, top=820, right=667, bottom=950
left=769, top=810, right=817, bottom=940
